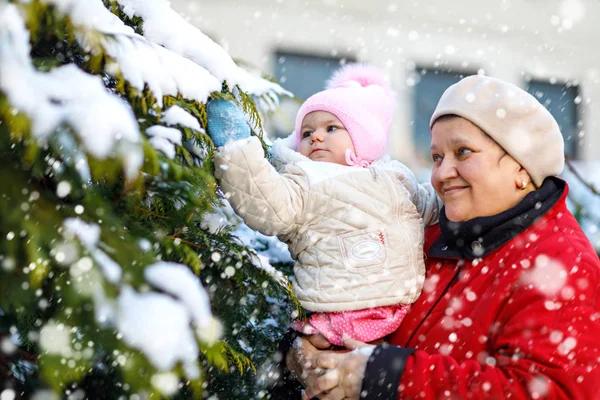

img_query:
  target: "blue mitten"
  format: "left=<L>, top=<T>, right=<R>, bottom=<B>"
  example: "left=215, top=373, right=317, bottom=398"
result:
left=206, top=99, right=251, bottom=147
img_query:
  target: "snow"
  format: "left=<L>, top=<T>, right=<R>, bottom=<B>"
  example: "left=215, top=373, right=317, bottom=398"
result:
left=163, top=105, right=202, bottom=131
left=29, top=390, right=58, bottom=400
left=0, top=0, right=294, bottom=385
left=102, top=36, right=222, bottom=107
left=92, top=282, right=116, bottom=325
left=252, top=254, right=290, bottom=289
left=114, top=0, right=291, bottom=100
left=195, top=317, right=224, bottom=346
left=200, top=196, right=292, bottom=288
left=200, top=210, right=227, bottom=234
left=45, top=0, right=290, bottom=110
left=202, top=202, right=293, bottom=264
left=559, top=0, right=585, bottom=26
left=39, top=321, right=72, bottom=357
left=0, top=389, right=16, bottom=400
left=50, top=0, right=221, bottom=108
left=56, top=181, right=72, bottom=198
left=200, top=200, right=292, bottom=289
left=62, top=218, right=123, bottom=283
left=149, top=137, right=176, bottom=159
left=146, top=125, right=183, bottom=159
left=528, top=376, right=551, bottom=398
left=46, top=0, right=133, bottom=35
left=0, top=4, right=142, bottom=180
left=117, top=285, right=201, bottom=379
left=144, top=262, right=213, bottom=328
left=91, top=249, right=123, bottom=284
left=8, top=0, right=292, bottom=184
left=146, top=125, right=183, bottom=145
left=150, top=372, right=180, bottom=396
left=1, top=337, right=16, bottom=355
left=58, top=235, right=216, bottom=374
left=63, top=218, right=101, bottom=248
left=522, top=255, right=567, bottom=297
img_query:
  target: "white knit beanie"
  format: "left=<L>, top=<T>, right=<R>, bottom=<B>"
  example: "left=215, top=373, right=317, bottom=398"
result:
left=430, top=75, right=565, bottom=187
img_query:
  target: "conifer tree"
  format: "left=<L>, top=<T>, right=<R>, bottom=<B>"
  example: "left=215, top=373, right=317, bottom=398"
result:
left=0, top=0, right=295, bottom=398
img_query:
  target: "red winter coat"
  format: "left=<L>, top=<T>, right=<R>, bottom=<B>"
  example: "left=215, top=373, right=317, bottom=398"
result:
left=385, top=183, right=600, bottom=399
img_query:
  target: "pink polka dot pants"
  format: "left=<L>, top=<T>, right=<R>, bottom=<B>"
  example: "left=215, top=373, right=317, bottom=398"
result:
left=292, top=304, right=411, bottom=346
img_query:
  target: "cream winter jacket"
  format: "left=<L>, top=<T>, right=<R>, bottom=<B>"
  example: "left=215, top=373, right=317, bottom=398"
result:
left=214, top=136, right=441, bottom=313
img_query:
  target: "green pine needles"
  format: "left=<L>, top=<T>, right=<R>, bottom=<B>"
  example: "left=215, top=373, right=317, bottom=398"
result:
left=0, top=0, right=297, bottom=398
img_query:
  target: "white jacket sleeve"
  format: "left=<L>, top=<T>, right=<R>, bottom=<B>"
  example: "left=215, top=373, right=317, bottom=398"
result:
left=213, top=136, right=305, bottom=237
left=414, top=182, right=442, bottom=226
left=381, top=159, right=442, bottom=227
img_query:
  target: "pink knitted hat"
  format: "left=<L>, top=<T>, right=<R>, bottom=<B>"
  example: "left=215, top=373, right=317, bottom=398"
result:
left=295, top=64, right=394, bottom=166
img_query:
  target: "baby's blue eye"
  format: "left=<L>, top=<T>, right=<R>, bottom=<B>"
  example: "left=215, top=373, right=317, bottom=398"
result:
left=432, top=154, right=442, bottom=162
left=302, top=131, right=312, bottom=139
left=327, top=126, right=338, bottom=132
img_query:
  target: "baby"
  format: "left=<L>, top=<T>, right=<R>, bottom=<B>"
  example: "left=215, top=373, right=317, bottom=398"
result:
left=207, top=64, right=441, bottom=345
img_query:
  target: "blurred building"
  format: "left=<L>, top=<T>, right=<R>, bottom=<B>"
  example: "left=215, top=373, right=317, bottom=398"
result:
left=173, top=0, right=600, bottom=248
left=173, top=0, right=599, bottom=167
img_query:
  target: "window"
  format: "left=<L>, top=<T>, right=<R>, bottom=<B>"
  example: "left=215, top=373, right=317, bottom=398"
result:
left=525, top=80, right=580, bottom=159
left=269, top=51, right=354, bottom=138
left=412, top=67, right=474, bottom=164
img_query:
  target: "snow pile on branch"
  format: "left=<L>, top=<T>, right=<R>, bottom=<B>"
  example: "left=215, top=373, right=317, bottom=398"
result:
left=163, top=105, right=202, bottom=131
left=62, top=218, right=123, bottom=283
left=252, top=254, right=291, bottom=289
left=115, top=0, right=290, bottom=98
left=103, top=37, right=221, bottom=107
left=61, top=217, right=217, bottom=378
left=117, top=262, right=218, bottom=379
left=144, top=262, right=214, bottom=330
left=146, top=125, right=183, bottom=159
left=44, top=0, right=290, bottom=110
left=45, top=0, right=221, bottom=108
left=47, top=0, right=132, bottom=35
left=117, top=285, right=202, bottom=378
left=0, top=4, right=142, bottom=179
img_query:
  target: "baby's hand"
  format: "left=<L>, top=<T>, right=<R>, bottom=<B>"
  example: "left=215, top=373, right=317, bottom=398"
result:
left=206, top=99, right=251, bottom=147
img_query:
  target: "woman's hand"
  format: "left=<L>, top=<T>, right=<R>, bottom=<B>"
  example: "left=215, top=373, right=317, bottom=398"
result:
left=301, top=337, right=375, bottom=400
left=286, top=333, right=333, bottom=386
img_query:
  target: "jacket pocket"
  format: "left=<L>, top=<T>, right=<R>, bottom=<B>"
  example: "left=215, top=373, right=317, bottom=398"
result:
left=337, top=227, right=388, bottom=273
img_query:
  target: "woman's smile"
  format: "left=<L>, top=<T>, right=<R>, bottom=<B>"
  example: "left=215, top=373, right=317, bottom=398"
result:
left=443, top=185, right=468, bottom=196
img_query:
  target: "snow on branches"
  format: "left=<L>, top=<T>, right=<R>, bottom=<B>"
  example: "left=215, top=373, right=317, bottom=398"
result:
left=0, top=0, right=296, bottom=397
left=0, top=3, right=142, bottom=179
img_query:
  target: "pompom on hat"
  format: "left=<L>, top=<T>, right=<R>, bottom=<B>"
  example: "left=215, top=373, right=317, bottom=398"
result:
left=295, top=64, right=395, bottom=166
left=430, top=75, right=565, bottom=187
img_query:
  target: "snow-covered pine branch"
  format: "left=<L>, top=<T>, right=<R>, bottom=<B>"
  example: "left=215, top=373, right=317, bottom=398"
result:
left=0, top=3, right=142, bottom=179
left=0, top=0, right=296, bottom=397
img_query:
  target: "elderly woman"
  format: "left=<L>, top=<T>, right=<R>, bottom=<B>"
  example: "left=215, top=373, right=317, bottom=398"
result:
left=276, top=75, right=600, bottom=399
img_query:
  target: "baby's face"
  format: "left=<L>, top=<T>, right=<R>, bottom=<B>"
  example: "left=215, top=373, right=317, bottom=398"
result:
left=298, top=111, right=355, bottom=165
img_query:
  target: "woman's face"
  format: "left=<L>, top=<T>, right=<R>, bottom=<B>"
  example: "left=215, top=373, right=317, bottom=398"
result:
left=430, top=116, right=528, bottom=222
